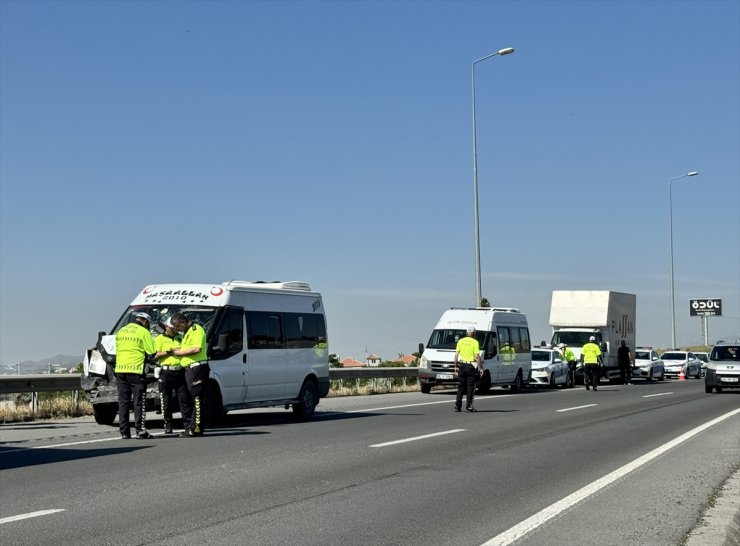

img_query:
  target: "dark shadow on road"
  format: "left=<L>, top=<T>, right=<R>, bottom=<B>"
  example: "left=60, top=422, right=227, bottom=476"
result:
left=0, top=444, right=154, bottom=471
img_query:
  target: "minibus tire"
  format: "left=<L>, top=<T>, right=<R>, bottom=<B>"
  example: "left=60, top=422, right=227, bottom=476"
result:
left=204, top=382, right=225, bottom=426
left=293, top=380, right=318, bottom=420
left=420, top=383, right=432, bottom=394
left=477, top=373, right=491, bottom=395
left=510, top=371, right=524, bottom=394
left=93, top=403, right=117, bottom=426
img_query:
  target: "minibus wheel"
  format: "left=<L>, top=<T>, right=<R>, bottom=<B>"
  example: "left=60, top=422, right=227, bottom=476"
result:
left=93, top=403, right=117, bottom=426
left=293, top=380, right=318, bottom=420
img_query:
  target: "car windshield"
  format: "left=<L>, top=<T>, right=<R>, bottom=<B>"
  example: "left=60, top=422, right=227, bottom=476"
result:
left=427, top=329, right=491, bottom=351
left=661, top=352, right=685, bottom=361
left=551, top=331, right=600, bottom=346
left=710, top=346, right=740, bottom=361
left=634, top=351, right=650, bottom=360
left=532, top=350, right=551, bottom=362
left=111, top=305, right=220, bottom=337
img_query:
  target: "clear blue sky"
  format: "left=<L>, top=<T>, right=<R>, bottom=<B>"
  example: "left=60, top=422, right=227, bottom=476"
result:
left=1, top=0, right=738, bottom=367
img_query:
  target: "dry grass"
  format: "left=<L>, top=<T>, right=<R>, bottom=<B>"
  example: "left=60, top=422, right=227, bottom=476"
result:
left=0, top=397, right=93, bottom=423
left=328, top=379, right=421, bottom=397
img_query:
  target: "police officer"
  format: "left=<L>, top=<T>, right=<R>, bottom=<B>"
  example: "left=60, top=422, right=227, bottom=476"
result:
left=558, top=343, right=577, bottom=385
left=170, top=312, right=209, bottom=437
left=454, top=325, right=483, bottom=412
left=115, top=312, right=156, bottom=439
left=154, top=317, right=192, bottom=434
left=618, top=340, right=632, bottom=385
left=581, top=336, right=602, bottom=391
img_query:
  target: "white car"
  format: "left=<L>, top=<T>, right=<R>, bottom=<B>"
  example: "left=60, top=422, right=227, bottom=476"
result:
left=694, top=352, right=710, bottom=375
left=632, top=348, right=665, bottom=381
left=530, top=348, right=573, bottom=388
left=661, top=351, right=702, bottom=379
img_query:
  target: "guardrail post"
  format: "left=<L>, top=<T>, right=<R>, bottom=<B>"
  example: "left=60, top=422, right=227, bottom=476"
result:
left=32, top=391, right=38, bottom=413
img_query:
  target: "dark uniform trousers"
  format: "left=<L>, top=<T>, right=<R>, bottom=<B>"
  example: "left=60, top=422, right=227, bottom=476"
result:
left=455, top=363, right=479, bottom=409
left=619, top=362, right=632, bottom=384
left=584, top=364, right=599, bottom=390
left=185, top=362, right=210, bottom=434
left=159, top=368, right=193, bottom=430
left=116, top=373, right=148, bottom=435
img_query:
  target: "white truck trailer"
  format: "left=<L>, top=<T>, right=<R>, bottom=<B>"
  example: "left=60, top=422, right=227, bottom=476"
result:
left=549, top=290, right=636, bottom=382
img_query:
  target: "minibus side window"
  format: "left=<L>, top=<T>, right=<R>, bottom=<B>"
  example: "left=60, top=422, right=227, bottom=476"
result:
left=247, top=312, right=284, bottom=349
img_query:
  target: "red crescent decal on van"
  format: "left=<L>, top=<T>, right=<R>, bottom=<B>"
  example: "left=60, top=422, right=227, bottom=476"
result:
left=211, top=287, right=224, bottom=296
left=143, top=286, right=156, bottom=294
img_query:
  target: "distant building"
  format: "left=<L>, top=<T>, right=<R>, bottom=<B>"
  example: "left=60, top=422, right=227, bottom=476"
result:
left=396, top=354, right=418, bottom=366
left=340, top=357, right=364, bottom=368
left=366, top=353, right=381, bottom=367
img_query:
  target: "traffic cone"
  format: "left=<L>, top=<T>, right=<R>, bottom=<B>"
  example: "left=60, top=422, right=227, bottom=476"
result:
left=678, top=369, right=686, bottom=381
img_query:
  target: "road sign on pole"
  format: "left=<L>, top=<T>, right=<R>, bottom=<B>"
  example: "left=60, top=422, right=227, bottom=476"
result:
left=689, top=298, right=722, bottom=317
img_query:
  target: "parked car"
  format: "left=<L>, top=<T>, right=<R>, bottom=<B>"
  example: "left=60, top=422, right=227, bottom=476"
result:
left=661, top=350, right=702, bottom=379
left=705, top=342, right=740, bottom=393
left=632, top=348, right=665, bottom=381
left=530, top=348, right=573, bottom=388
left=694, top=352, right=710, bottom=375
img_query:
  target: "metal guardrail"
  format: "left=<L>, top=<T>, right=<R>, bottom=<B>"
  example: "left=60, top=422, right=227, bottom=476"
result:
left=0, top=368, right=421, bottom=396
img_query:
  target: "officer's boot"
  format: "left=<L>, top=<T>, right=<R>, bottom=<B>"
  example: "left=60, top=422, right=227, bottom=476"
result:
left=164, top=418, right=173, bottom=434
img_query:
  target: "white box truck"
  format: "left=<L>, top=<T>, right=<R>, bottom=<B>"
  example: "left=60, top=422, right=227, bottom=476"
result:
left=81, top=280, right=330, bottom=426
left=418, top=307, right=532, bottom=394
left=549, top=290, right=636, bottom=383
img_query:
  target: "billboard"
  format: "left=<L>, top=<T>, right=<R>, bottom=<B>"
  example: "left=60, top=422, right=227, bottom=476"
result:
left=689, top=298, right=722, bottom=317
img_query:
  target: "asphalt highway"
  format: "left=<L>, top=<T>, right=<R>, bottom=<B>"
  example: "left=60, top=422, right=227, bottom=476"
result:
left=1, top=378, right=738, bottom=545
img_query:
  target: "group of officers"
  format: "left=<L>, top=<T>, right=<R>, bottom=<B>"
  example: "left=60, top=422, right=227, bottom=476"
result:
left=453, top=327, right=634, bottom=411
left=113, top=311, right=210, bottom=439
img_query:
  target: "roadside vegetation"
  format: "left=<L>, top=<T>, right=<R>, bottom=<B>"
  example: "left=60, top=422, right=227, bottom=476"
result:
left=1, top=359, right=421, bottom=423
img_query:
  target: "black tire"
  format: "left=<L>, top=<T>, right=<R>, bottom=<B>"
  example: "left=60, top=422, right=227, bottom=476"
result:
left=549, top=373, right=556, bottom=389
left=420, top=383, right=432, bottom=394
left=715, top=386, right=723, bottom=393
left=648, top=370, right=654, bottom=381
left=93, top=403, right=117, bottom=426
left=705, top=384, right=713, bottom=394
left=477, top=372, right=491, bottom=395
left=203, top=381, right=226, bottom=426
left=293, top=380, right=318, bottom=420
left=510, top=371, right=524, bottom=394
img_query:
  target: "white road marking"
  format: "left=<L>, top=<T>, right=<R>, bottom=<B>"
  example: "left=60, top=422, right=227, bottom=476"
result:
left=0, top=509, right=65, bottom=525
left=345, top=397, right=496, bottom=414
left=480, top=407, right=740, bottom=546
left=556, top=404, right=597, bottom=413
left=0, top=432, right=170, bottom=454
left=643, top=392, right=673, bottom=398
left=370, top=429, right=466, bottom=448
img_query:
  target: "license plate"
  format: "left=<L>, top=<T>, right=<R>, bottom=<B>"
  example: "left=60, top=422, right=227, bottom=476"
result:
left=437, top=373, right=454, bottom=380
left=721, top=377, right=739, bottom=383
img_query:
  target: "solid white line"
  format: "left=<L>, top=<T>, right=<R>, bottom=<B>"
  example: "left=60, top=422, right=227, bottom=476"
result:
left=370, top=429, right=466, bottom=448
left=0, top=432, right=170, bottom=454
left=643, top=392, right=673, bottom=398
left=480, top=407, right=740, bottom=546
left=0, top=509, right=65, bottom=525
left=556, top=404, right=597, bottom=413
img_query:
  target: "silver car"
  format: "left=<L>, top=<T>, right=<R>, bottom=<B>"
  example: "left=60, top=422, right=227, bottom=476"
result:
left=632, top=348, right=665, bottom=381
left=705, top=343, right=740, bottom=393
left=661, top=351, right=702, bottom=379
left=530, top=348, right=572, bottom=388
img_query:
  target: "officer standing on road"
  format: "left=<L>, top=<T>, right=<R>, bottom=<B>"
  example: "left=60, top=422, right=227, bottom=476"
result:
left=154, top=317, right=192, bottom=434
left=454, top=325, right=483, bottom=412
left=558, top=343, right=577, bottom=385
left=115, top=312, right=156, bottom=439
left=170, top=312, right=210, bottom=437
left=581, top=336, right=602, bottom=391
left=618, top=340, right=632, bottom=385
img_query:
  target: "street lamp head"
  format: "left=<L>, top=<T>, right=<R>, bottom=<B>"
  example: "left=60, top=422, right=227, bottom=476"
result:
left=687, top=171, right=699, bottom=177
left=498, top=47, right=515, bottom=56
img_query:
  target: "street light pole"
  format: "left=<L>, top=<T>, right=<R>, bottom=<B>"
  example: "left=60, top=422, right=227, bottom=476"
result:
left=669, top=170, right=699, bottom=348
left=472, top=47, right=514, bottom=308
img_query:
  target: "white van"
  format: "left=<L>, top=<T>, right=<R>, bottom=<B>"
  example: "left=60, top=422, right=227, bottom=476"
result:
left=418, top=307, right=532, bottom=394
left=81, top=280, right=329, bottom=426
